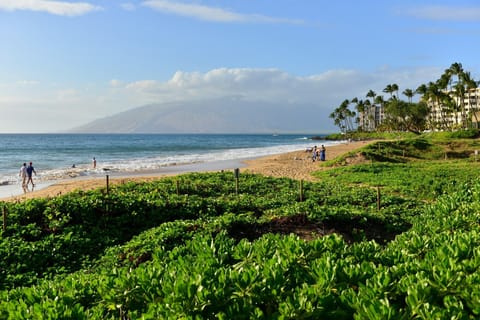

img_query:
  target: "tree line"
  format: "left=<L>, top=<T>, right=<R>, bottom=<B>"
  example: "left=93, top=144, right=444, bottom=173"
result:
left=330, top=62, right=480, bottom=133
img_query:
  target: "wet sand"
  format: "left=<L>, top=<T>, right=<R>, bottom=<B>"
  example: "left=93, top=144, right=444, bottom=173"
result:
left=1, top=140, right=372, bottom=202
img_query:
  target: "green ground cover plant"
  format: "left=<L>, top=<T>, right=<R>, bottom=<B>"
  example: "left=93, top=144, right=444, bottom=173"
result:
left=317, top=138, right=480, bottom=200
left=315, top=161, right=478, bottom=200
left=0, top=137, right=479, bottom=319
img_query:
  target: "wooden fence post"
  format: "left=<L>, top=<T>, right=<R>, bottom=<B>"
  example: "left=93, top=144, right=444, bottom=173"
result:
left=377, top=186, right=381, bottom=211
left=2, top=205, right=6, bottom=233
left=234, top=168, right=240, bottom=195
left=106, top=175, right=110, bottom=194
left=299, top=180, right=304, bottom=202
left=176, top=180, right=180, bottom=195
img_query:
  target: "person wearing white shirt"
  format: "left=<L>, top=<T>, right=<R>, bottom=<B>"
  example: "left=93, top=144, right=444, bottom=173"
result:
left=19, top=162, right=27, bottom=187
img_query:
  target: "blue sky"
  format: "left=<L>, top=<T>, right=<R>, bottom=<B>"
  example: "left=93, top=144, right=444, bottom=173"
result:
left=1, top=0, right=480, bottom=132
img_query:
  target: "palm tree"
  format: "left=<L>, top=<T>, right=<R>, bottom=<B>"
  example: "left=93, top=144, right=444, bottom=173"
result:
left=329, top=111, right=343, bottom=132
left=448, top=62, right=467, bottom=128
left=353, top=98, right=367, bottom=131
left=402, top=89, right=415, bottom=103
left=365, top=90, right=377, bottom=129
left=349, top=97, right=359, bottom=127
left=437, top=62, right=470, bottom=129
left=364, top=99, right=376, bottom=131
left=427, top=81, right=448, bottom=130
left=329, top=99, right=356, bottom=133
left=330, top=101, right=346, bottom=133
left=463, top=71, right=480, bottom=128
left=383, top=84, right=399, bottom=100
left=453, top=82, right=466, bottom=128
left=439, top=72, right=452, bottom=91
left=330, top=62, right=480, bottom=133
left=383, top=84, right=393, bottom=99
left=449, top=62, right=464, bottom=85
left=392, top=83, right=399, bottom=99
left=416, top=84, right=435, bottom=131
left=375, top=95, right=385, bottom=127
left=366, top=90, right=376, bottom=101
left=345, top=108, right=356, bottom=132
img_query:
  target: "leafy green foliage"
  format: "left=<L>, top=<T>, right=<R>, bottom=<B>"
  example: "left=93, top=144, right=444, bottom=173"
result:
left=0, top=143, right=480, bottom=318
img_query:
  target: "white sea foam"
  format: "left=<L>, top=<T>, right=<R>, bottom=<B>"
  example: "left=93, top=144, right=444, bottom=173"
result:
left=0, top=140, right=341, bottom=186
left=0, top=138, right=344, bottom=200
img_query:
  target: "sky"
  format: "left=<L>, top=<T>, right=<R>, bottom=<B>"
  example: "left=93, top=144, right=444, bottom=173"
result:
left=1, top=0, right=480, bottom=133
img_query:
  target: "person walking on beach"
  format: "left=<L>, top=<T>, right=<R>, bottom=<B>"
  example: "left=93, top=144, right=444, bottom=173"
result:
left=92, top=157, right=97, bottom=169
left=26, top=162, right=36, bottom=188
left=19, top=162, right=27, bottom=186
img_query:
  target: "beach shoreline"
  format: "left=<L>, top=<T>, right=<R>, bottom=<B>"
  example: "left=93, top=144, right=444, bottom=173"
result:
left=1, top=140, right=371, bottom=202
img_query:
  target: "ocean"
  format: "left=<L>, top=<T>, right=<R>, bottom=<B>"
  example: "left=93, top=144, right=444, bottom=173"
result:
left=0, top=133, right=335, bottom=197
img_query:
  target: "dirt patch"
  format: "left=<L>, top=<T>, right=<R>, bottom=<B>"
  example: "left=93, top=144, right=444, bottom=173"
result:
left=342, top=152, right=369, bottom=166
left=227, top=213, right=408, bottom=244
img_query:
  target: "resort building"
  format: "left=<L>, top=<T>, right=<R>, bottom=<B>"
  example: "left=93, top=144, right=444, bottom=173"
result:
left=426, top=87, right=480, bottom=130
left=358, top=87, right=480, bottom=131
left=358, top=105, right=385, bottom=132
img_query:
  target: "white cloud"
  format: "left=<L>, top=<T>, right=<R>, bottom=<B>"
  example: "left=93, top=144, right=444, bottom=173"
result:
left=142, top=0, right=303, bottom=24
left=0, top=0, right=102, bottom=16
left=109, top=79, right=124, bottom=87
left=55, top=88, right=79, bottom=101
left=17, top=80, right=39, bottom=86
left=121, top=67, right=442, bottom=107
left=403, top=5, right=480, bottom=21
left=120, top=3, right=135, bottom=11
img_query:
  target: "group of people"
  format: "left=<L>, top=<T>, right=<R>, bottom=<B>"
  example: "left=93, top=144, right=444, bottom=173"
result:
left=310, top=145, right=326, bottom=162
left=19, top=162, right=36, bottom=189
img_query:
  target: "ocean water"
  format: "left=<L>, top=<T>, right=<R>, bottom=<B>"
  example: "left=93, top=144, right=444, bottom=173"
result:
left=0, top=133, right=334, bottom=192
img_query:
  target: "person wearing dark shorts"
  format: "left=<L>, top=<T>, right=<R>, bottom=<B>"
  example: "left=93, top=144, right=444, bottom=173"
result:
left=26, top=162, right=36, bottom=188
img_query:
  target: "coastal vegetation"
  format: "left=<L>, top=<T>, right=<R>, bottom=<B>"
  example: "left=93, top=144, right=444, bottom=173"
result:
left=1, top=135, right=480, bottom=318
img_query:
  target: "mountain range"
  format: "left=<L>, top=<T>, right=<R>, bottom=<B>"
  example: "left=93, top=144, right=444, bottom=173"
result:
left=69, top=97, right=333, bottom=133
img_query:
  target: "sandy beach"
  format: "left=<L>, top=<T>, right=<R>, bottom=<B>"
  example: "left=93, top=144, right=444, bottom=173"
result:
left=243, top=140, right=370, bottom=181
left=1, top=140, right=371, bottom=202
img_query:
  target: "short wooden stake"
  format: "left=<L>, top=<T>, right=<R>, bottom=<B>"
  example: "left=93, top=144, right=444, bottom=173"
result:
left=234, top=168, right=240, bottom=195
left=377, top=186, right=381, bottom=210
left=176, top=180, right=180, bottom=195
left=2, top=205, right=6, bottom=233
left=299, top=180, right=304, bottom=202
left=106, top=175, right=110, bottom=194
